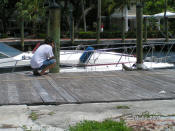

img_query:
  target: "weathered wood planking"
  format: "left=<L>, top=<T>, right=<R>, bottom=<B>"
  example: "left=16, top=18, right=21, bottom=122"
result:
left=16, top=80, right=42, bottom=104
left=0, top=69, right=175, bottom=105
left=0, top=81, right=8, bottom=105
left=44, top=75, right=78, bottom=103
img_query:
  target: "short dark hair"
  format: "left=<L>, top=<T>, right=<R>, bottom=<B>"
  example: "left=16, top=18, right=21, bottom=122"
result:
left=44, top=37, right=54, bottom=44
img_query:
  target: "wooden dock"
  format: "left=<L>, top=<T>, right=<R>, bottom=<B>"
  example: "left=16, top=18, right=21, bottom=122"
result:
left=0, top=69, right=175, bottom=105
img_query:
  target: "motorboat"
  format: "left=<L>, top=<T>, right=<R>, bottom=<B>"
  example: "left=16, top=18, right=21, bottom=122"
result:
left=0, top=42, right=174, bottom=73
left=60, top=48, right=174, bottom=72
left=0, top=42, right=33, bottom=72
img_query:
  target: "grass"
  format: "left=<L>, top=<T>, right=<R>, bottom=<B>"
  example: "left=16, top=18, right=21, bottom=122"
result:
left=116, top=105, right=130, bottom=109
left=136, top=111, right=161, bottom=118
left=29, top=112, right=39, bottom=121
left=22, top=125, right=33, bottom=131
left=69, top=119, right=133, bottom=131
left=48, top=111, right=55, bottom=116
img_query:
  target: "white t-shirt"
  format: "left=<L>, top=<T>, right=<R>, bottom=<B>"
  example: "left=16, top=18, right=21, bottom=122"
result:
left=30, top=44, right=54, bottom=69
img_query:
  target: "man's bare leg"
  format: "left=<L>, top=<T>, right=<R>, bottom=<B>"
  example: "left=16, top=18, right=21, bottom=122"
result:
left=40, top=63, right=56, bottom=75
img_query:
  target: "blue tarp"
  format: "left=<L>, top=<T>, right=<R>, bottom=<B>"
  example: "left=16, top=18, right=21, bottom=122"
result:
left=79, top=46, right=94, bottom=63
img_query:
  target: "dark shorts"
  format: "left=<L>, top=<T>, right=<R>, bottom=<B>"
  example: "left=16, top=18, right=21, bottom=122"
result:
left=40, top=59, right=56, bottom=70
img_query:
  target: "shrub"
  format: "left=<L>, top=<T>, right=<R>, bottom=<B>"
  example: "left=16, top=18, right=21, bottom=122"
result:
left=78, top=31, right=97, bottom=39
left=69, top=120, right=133, bottom=131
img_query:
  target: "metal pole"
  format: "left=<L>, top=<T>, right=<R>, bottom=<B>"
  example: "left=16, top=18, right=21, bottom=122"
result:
left=49, top=1, right=61, bottom=73
left=136, top=3, right=143, bottom=69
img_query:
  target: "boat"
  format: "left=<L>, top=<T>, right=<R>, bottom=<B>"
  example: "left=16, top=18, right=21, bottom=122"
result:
left=59, top=48, right=174, bottom=72
left=0, top=42, right=33, bottom=72
left=0, top=42, right=174, bottom=73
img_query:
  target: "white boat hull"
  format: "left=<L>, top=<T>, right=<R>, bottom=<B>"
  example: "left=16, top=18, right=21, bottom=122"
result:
left=0, top=50, right=174, bottom=72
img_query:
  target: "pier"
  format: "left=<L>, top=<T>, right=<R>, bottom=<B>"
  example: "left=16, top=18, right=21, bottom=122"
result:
left=1, top=38, right=175, bottom=51
left=0, top=69, right=175, bottom=105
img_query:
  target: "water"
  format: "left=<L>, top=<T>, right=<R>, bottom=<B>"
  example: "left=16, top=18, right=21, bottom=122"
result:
left=144, top=51, right=175, bottom=63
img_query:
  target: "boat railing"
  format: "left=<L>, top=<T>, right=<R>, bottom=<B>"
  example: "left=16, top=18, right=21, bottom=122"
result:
left=60, top=40, right=175, bottom=67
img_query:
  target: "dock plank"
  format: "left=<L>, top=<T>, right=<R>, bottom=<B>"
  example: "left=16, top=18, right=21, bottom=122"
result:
left=0, top=81, right=8, bottom=105
left=45, top=75, right=78, bottom=103
left=6, top=74, right=20, bottom=104
left=32, top=78, right=55, bottom=104
left=38, top=79, right=66, bottom=103
left=1, top=69, right=175, bottom=105
left=7, top=82, right=20, bottom=104
left=16, top=80, right=42, bottom=104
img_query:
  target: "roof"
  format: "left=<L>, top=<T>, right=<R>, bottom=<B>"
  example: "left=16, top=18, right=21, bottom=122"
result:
left=153, top=11, right=175, bottom=18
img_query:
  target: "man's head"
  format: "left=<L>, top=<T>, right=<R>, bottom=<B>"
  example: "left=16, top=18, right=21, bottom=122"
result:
left=44, top=37, right=54, bottom=48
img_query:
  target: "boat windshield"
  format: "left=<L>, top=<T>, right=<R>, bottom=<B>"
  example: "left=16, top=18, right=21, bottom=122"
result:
left=0, top=42, right=22, bottom=57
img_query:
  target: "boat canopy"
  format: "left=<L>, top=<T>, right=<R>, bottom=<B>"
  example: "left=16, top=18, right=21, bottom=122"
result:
left=0, top=42, right=22, bottom=57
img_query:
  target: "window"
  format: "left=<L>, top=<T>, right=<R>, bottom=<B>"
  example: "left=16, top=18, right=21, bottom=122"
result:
left=0, top=52, right=9, bottom=59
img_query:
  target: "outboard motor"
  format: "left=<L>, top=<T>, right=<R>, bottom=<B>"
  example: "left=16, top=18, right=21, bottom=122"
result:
left=79, top=46, right=94, bottom=64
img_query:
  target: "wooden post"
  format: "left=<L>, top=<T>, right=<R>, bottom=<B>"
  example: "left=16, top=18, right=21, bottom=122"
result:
left=136, top=3, right=143, bottom=69
left=69, top=3, right=74, bottom=45
left=47, top=12, right=50, bottom=37
left=165, top=17, right=169, bottom=42
left=97, top=0, right=101, bottom=43
left=20, top=17, right=24, bottom=51
left=49, top=1, right=61, bottom=73
left=144, top=17, right=147, bottom=42
left=122, top=17, right=125, bottom=43
left=71, top=19, right=75, bottom=44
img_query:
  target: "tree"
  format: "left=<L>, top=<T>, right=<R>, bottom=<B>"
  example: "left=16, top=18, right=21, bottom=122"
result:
left=73, top=0, right=96, bottom=31
left=97, top=0, right=101, bottom=43
left=143, top=0, right=175, bottom=40
left=164, top=0, right=168, bottom=41
left=143, top=0, right=174, bottom=15
left=101, top=0, right=117, bottom=30
left=0, top=0, right=17, bottom=34
left=16, top=0, right=30, bottom=50
left=16, top=0, right=46, bottom=50
left=81, top=0, right=87, bottom=32
left=114, top=0, right=133, bottom=41
left=27, top=0, right=46, bottom=36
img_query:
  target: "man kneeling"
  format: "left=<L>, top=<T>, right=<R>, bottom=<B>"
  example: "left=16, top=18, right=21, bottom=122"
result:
left=30, top=37, right=56, bottom=76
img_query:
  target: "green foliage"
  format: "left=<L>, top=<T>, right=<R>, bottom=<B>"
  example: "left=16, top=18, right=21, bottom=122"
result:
left=16, top=0, right=45, bottom=21
left=114, top=0, right=133, bottom=10
left=0, top=0, right=9, bottom=11
left=0, top=0, right=8, bottom=7
left=102, top=0, right=117, bottom=15
left=37, top=33, right=47, bottom=38
left=29, top=112, right=39, bottom=121
left=143, top=0, right=175, bottom=15
left=48, top=111, right=55, bottom=116
left=116, top=105, right=130, bottom=109
left=1, top=33, right=8, bottom=38
left=16, top=1, right=30, bottom=20
left=78, top=31, right=97, bottom=39
left=101, top=31, right=121, bottom=38
left=77, top=31, right=135, bottom=39
left=77, top=30, right=167, bottom=39
left=69, top=120, right=133, bottom=131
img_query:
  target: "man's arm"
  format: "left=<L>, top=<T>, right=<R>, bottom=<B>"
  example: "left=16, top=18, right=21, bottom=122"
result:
left=48, top=56, right=55, bottom=60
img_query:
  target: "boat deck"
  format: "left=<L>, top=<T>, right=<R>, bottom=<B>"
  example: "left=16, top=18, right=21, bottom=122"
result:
left=0, top=69, right=175, bottom=105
